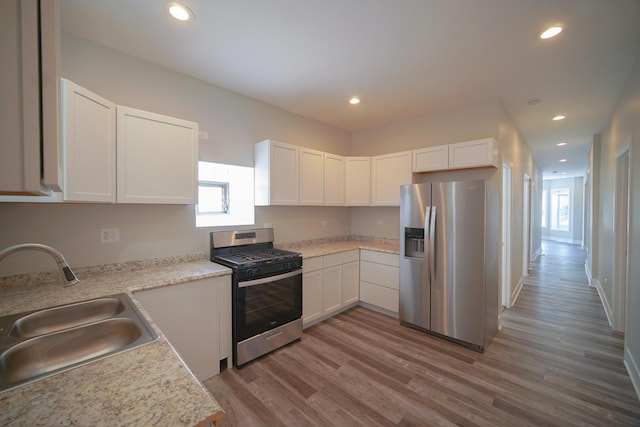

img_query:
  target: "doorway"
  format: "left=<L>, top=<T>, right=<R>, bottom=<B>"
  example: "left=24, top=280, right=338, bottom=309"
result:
left=502, top=162, right=513, bottom=309
left=613, top=141, right=631, bottom=332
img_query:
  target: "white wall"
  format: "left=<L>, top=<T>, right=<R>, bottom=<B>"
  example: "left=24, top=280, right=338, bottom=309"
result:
left=498, top=102, right=543, bottom=306
left=594, top=49, right=640, bottom=395
left=349, top=98, right=542, bottom=313
left=0, top=34, right=352, bottom=276
left=350, top=99, right=502, bottom=238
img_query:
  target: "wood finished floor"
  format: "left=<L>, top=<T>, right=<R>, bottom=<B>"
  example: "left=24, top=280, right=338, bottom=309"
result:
left=204, top=241, right=640, bottom=426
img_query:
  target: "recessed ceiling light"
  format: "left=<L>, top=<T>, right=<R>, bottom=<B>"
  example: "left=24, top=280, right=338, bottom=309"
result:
left=559, top=159, right=567, bottom=163
left=527, top=98, right=541, bottom=107
left=349, top=96, right=360, bottom=105
left=557, top=142, right=567, bottom=146
left=552, top=115, right=566, bottom=121
left=540, top=26, right=562, bottom=40
left=166, top=2, right=194, bottom=22
left=561, top=172, right=567, bottom=175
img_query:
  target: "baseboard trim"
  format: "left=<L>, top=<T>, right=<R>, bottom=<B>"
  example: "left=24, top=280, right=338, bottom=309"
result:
left=358, top=301, right=399, bottom=319
left=593, top=278, right=614, bottom=328
left=511, top=277, right=524, bottom=307
left=624, top=348, right=640, bottom=402
left=531, top=247, right=542, bottom=262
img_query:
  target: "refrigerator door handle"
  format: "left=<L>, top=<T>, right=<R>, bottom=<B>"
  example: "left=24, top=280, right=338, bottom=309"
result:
left=429, top=206, right=436, bottom=280
left=424, top=206, right=431, bottom=282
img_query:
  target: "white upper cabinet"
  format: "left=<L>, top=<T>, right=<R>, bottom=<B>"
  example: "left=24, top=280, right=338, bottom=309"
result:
left=255, top=139, right=300, bottom=206
left=413, top=145, right=449, bottom=172
left=324, top=153, right=345, bottom=206
left=1, top=0, right=62, bottom=196
left=413, top=138, right=499, bottom=173
left=371, top=151, right=412, bottom=206
left=299, top=147, right=324, bottom=205
left=61, top=79, right=116, bottom=202
left=345, top=157, right=371, bottom=206
left=448, top=137, right=498, bottom=169
left=116, top=106, right=199, bottom=204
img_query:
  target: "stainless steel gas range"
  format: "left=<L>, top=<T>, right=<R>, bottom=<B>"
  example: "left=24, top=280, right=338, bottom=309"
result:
left=210, top=228, right=302, bottom=367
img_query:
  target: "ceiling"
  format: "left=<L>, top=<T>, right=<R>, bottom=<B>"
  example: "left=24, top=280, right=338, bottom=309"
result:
left=60, top=0, right=640, bottom=179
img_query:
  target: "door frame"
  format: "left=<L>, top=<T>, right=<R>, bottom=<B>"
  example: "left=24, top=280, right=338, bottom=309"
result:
left=522, top=173, right=532, bottom=276
left=613, top=140, right=631, bottom=332
left=502, top=161, right=513, bottom=310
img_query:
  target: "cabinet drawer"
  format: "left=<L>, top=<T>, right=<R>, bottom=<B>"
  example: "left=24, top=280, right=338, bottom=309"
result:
left=360, top=281, right=399, bottom=313
left=303, top=256, right=323, bottom=272
left=360, top=261, right=399, bottom=289
left=323, top=250, right=359, bottom=268
left=360, top=250, right=399, bottom=267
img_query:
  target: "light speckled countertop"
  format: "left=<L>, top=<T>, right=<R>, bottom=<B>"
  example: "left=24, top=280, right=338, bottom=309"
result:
left=279, top=236, right=400, bottom=259
left=0, top=255, right=230, bottom=427
left=0, top=237, right=399, bottom=426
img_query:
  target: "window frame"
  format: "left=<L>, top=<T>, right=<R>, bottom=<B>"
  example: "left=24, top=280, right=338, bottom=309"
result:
left=197, top=180, right=230, bottom=215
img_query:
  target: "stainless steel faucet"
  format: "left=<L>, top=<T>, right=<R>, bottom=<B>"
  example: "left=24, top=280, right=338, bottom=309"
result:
left=0, top=243, right=80, bottom=285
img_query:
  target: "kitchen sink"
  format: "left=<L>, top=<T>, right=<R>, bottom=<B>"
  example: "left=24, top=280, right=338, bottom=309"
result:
left=9, top=296, right=126, bottom=338
left=0, top=293, right=158, bottom=392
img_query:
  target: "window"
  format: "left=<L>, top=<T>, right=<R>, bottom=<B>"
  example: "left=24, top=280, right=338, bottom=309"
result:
left=550, top=188, right=570, bottom=231
left=196, top=161, right=254, bottom=227
left=197, top=181, right=229, bottom=214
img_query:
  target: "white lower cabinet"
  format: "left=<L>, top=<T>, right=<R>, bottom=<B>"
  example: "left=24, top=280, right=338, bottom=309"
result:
left=302, top=257, right=324, bottom=325
left=359, top=250, right=400, bottom=314
left=133, top=275, right=231, bottom=381
left=302, top=250, right=359, bottom=327
left=341, top=261, right=360, bottom=305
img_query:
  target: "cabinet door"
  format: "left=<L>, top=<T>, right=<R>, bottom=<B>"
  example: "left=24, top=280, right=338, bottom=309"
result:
left=62, top=79, right=116, bottom=202
left=342, top=260, right=360, bottom=305
left=324, top=153, right=345, bottom=206
left=303, top=269, right=323, bottom=326
left=299, top=147, right=324, bottom=205
left=345, top=157, right=371, bottom=206
left=0, top=0, right=61, bottom=196
left=413, top=146, right=449, bottom=172
left=371, top=151, right=412, bottom=206
left=270, top=141, right=299, bottom=205
left=322, top=265, right=343, bottom=315
left=255, top=140, right=299, bottom=206
left=116, top=106, right=198, bottom=204
left=134, top=277, right=220, bottom=381
left=448, top=138, right=498, bottom=169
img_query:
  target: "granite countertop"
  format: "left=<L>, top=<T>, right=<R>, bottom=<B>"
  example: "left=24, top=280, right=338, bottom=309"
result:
left=0, top=255, right=231, bottom=427
left=278, top=236, right=400, bottom=258
left=0, top=237, right=399, bottom=426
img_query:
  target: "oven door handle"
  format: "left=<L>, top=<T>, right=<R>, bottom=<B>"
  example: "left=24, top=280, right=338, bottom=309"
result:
left=238, top=269, right=302, bottom=288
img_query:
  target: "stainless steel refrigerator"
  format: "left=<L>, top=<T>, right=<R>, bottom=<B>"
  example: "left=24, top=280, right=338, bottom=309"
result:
left=399, top=179, right=499, bottom=352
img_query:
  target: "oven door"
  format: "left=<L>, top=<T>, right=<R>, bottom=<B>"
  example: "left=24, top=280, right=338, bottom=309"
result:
left=235, top=269, right=302, bottom=343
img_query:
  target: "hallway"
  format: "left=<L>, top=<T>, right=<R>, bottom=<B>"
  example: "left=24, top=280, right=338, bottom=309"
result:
left=205, top=241, right=640, bottom=426
left=499, top=240, right=640, bottom=424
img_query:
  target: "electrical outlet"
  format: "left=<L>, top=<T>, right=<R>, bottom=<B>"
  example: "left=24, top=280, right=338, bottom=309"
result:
left=100, top=228, right=120, bottom=243
left=376, top=219, right=384, bottom=226
left=321, top=220, right=328, bottom=226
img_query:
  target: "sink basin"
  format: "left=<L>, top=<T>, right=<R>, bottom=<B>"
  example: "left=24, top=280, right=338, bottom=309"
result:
left=0, top=294, right=157, bottom=392
left=9, top=297, right=125, bottom=338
